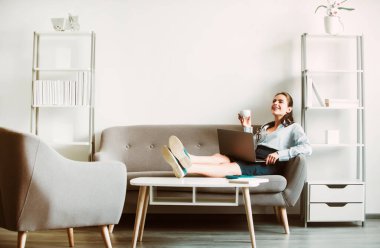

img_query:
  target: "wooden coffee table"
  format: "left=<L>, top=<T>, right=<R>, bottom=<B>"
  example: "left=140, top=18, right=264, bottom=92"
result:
left=130, top=177, right=268, bottom=248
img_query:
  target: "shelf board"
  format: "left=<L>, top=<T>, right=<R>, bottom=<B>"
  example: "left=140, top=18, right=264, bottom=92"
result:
left=33, top=67, right=91, bottom=72
left=305, top=106, right=364, bottom=110
left=35, top=31, right=94, bottom=36
left=311, top=143, right=364, bottom=147
left=32, top=105, right=91, bottom=108
left=307, top=179, right=365, bottom=185
left=303, top=69, right=363, bottom=74
left=302, top=33, right=363, bottom=39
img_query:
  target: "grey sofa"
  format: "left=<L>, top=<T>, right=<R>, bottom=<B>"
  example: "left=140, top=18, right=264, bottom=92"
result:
left=0, top=127, right=127, bottom=248
left=94, top=125, right=307, bottom=234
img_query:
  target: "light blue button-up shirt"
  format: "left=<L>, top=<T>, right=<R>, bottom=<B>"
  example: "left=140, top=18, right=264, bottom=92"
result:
left=245, top=123, right=312, bottom=161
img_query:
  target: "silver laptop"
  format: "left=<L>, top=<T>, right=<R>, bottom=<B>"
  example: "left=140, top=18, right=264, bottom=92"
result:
left=217, top=129, right=265, bottom=163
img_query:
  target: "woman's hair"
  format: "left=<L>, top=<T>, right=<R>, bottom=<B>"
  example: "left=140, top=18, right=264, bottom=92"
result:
left=276, top=92, right=294, bottom=127
left=262, top=92, right=295, bottom=130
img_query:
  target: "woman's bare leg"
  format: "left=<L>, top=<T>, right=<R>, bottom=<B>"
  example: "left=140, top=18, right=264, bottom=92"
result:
left=162, top=146, right=241, bottom=178
left=189, top=153, right=230, bottom=164
left=187, top=162, right=242, bottom=178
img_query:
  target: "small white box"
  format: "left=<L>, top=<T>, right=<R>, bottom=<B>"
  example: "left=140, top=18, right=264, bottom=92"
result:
left=326, top=130, right=340, bottom=144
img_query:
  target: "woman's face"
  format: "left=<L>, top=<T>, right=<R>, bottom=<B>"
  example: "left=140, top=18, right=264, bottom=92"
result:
left=271, top=94, right=292, bottom=118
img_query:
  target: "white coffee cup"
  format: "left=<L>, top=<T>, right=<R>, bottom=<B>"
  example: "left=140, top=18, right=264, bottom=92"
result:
left=239, top=109, right=251, bottom=118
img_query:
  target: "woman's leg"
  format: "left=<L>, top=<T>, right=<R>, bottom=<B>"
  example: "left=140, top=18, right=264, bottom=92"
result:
left=187, top=162, right=242, bottom=178
left=189, top=153, right=231, bottom=164
left=162, top=146, right=241, bottom=178
left=169, top=135, right=230, bottom=165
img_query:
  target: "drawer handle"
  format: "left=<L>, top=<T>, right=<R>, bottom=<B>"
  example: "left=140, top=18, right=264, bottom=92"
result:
left=326, top=203, right=347, bottom=207
left=326, top=185, right=347, bottom=189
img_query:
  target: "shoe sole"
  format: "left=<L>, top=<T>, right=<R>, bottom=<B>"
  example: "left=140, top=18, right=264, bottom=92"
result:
left=168, top=135, right=192, bottom=169
left=161, top=146, right=185, bottom=178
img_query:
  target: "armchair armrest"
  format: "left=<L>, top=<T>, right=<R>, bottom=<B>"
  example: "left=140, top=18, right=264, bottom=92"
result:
left=282, top=155, right=307, bottom=207
left=17, top=142, right=127, bottom=231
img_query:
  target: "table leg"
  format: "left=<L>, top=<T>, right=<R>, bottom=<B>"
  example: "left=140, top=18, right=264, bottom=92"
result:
left=131, top=186, right=148, bottom=248
left=242, top=187, right=256, bottom=248
left=138, top=187, right=150, bottom=241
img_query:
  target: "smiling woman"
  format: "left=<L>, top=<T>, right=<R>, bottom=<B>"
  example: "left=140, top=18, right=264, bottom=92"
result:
left=161, top=92, right=312, bottom=178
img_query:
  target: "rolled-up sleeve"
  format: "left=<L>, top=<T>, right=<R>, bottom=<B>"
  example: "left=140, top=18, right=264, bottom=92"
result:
left=278, top=124, right=312, bottom=161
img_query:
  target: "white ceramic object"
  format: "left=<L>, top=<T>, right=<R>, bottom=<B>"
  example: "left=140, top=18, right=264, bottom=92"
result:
left=239, top=109, right=251, bottom=118
left=65, top=15, right=80, bottom=31
left=51, top=18, right=65, bottom=31
left=324, top=16, right=343, bottom=35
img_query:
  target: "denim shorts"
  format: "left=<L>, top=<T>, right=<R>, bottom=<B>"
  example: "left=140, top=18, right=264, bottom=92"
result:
left=236, top=160, right=286, bottom=176
left=234, top=145, right=286, bottom=176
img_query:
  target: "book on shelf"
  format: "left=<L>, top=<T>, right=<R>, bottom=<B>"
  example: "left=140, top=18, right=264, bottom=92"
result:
left=306, top=76, right=325, bottom=107
left=325, top=99, right=359, bottom=108
left=306, top=76, right=324, bottom=107
left=312, top=81, right=325, bottom=107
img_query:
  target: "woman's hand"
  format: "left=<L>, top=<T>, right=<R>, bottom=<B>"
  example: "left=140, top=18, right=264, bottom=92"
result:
left=238, top=114, right=252, bottom=127
left=266, top=152, right=279, bottom=165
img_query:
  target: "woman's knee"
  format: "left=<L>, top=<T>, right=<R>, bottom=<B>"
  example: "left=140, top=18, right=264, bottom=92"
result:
left=213, top=153, right=231, bottom=163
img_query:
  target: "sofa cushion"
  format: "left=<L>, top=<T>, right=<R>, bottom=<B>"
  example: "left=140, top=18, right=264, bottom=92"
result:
left=97, top=125, right=254, bottom=173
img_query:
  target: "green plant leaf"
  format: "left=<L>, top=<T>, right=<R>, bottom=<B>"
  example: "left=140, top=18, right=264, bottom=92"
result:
left=315, top=5, right=327, bottom=13
left=338, top=7, right=355, bottom=11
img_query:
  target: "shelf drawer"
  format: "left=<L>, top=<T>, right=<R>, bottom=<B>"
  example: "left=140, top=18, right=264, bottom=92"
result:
left=309, top=203, right=364, bottom=221
left=310, top=184, right=364, bottom=203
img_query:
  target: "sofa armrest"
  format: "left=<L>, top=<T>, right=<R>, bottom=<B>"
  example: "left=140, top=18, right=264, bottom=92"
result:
left=282, top=155, right=307, bottom=207
left=93, top=151, right=117, bottom=162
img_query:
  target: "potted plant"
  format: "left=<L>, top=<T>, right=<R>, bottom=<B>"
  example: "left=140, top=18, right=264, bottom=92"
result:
left=315, top=0, right=355, bottom=35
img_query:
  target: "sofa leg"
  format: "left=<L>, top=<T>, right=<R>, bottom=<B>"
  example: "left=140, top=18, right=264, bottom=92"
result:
left=279, top=207, right=290, bottom=234
left=17, top=231, right=27, bottom=248
left=273, top=207, right=282, bottom=224
left=100, top=225, right=112, bottom=248
left=67, top=228, right=74, bottom=247
left=109, top=225, right=115, bottom=234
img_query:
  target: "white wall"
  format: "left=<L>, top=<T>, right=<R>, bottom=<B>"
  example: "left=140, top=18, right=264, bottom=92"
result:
left=0, top=0, right=379, bottom=214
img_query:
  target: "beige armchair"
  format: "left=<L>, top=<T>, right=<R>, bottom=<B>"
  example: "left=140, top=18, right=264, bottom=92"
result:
left=0, top=127, right=127, bottom=248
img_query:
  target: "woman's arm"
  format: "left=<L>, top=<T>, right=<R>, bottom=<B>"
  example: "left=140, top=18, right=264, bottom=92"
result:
left=277, top=123, right=312, bottom=161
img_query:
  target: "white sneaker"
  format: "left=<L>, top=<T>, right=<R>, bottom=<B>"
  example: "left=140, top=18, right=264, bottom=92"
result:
left=168, top=135, right=192, bottom=169
left=161, top=145, right=186, bottom=178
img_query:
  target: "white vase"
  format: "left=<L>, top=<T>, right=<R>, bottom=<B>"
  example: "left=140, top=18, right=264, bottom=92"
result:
left=324, top=16, right=343, bottom=35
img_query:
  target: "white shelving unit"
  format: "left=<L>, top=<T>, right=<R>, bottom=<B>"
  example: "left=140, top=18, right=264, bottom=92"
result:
left=301, top=33, right=365, bottom=226
left=31, top=31, right=96, bottom=161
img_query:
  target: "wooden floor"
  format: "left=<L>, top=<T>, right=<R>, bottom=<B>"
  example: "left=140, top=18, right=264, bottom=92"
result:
left=0, top=214, right=379, bottom=248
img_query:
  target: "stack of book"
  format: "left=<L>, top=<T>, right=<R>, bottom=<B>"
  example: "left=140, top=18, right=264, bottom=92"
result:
left=325, top=99, right=359, bottom=108
left=33, top=75, right=91, bottom=106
